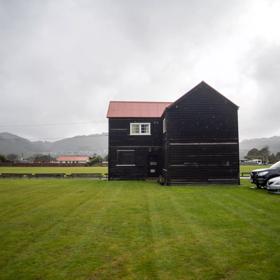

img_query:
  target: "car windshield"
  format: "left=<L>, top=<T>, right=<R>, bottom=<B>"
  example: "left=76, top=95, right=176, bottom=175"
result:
left=270, top=161, right=280, bottom=169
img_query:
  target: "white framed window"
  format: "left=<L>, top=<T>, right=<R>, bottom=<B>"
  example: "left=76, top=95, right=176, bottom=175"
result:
left=130, top=123, right=151, bottom=135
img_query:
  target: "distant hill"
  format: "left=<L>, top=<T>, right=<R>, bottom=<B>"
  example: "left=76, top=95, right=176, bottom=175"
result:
left=240, top=136, right=280, bottom=158
left=1, top=132, right=279, bottom=159
left=0, top=132, right=108, bottom=157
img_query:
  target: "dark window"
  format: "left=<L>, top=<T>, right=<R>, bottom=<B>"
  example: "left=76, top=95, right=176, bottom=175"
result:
left=117, top=150, right=135, bottom=165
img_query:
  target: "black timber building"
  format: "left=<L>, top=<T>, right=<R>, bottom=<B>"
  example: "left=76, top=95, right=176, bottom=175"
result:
left=107, top=82, right=239, bottom=184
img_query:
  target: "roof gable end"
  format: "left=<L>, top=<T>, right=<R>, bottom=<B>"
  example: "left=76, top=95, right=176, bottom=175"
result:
left=167, top=81, right=239, bottom=110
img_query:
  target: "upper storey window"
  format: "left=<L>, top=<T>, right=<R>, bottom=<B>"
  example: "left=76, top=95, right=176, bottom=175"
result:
left=130, top=123, right=151, bottom=135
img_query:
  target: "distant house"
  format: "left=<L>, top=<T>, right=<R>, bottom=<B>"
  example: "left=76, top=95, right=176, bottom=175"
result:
left=241, top=159, right=263, bottom=165
left=56, top=155, right=90, bottom=164
left=107, top=81, right=239, bottom=184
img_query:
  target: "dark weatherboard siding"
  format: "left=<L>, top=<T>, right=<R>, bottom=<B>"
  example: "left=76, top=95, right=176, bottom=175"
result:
left=108, top=118, right=163, bottom=179
left=107, top=81, right=239, bottom=184
left=162, top=82, right=239, bottom=184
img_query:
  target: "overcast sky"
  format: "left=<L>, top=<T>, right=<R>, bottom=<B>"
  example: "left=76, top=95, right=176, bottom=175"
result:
left=0, top=0, right=280, bottom=141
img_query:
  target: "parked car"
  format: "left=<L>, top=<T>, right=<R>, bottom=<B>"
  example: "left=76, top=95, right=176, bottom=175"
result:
left=266, top=176, right=280, bottom=194
left=250, top=161, right=280, bottom=188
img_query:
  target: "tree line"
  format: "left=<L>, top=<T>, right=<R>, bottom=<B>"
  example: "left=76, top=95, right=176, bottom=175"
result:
left=0, top=153, right=108, bottom=166
left=245, top=146, right=280, bottom=164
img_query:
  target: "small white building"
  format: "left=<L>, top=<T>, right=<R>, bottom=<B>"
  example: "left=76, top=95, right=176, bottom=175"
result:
left=241, top=159, right=263, bottom=165
left=250, top=159, right=263, bottom=165
left=56, top=155, right=90, bottom=164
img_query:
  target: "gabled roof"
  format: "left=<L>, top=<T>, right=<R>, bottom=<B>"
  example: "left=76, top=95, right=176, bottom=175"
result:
left=107, top=82, right=238, bottom=118
left=56, top=156, right=89, bottom=162
left=167, top=81, right=239, bottom=110
left=107, top=101, right=172, bottom=118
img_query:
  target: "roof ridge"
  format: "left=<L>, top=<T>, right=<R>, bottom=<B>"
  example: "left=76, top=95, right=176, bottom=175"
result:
left=109, top=101, right=172, bottom=103
left=107, top=101, right=171, bottom=118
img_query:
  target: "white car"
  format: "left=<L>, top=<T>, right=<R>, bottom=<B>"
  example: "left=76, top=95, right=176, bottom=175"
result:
left=266, top=176, right=280, bottom=194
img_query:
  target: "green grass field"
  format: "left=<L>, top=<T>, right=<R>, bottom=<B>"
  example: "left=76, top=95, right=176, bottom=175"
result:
left=0, top=166, right=107, bottom=174
left=0, top=165, right=269, bottom=175
left=240, top=165, right=270, bottom=173
left=0, top=179, right=279, bottom=279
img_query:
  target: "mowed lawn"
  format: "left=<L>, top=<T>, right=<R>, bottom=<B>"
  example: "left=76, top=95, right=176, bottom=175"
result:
left=0, top=165, right=269, bottom=175
left=240, top=165, right=270, bottom=173
left=0, top=166, right=107, bottom=174
left=0, top=180, right=280, bottom=280
left=0, top=165, right=269, bottom=176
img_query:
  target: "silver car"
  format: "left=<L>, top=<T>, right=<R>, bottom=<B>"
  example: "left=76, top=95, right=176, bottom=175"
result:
left=266, top=176, right=280, bottom=194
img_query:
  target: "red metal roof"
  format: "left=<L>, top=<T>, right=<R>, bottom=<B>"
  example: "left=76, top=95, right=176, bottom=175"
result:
left=56, top=156, right=89, bottom=162
left=107, top=101, right=172, bottom=118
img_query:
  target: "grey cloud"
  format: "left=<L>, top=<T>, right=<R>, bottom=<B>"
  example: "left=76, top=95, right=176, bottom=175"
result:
left=239, top=42, right=280, bottom=138
left=251, top=44, right=280, bottom=135
left=0, top=0, right=264, bottom=140
left=253, top=45, right=280, bottom=85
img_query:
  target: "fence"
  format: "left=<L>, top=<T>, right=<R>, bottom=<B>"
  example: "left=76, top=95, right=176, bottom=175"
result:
left=0, top=163, right=87, bottom=167
left=0, top=173, right=108, bottom=179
